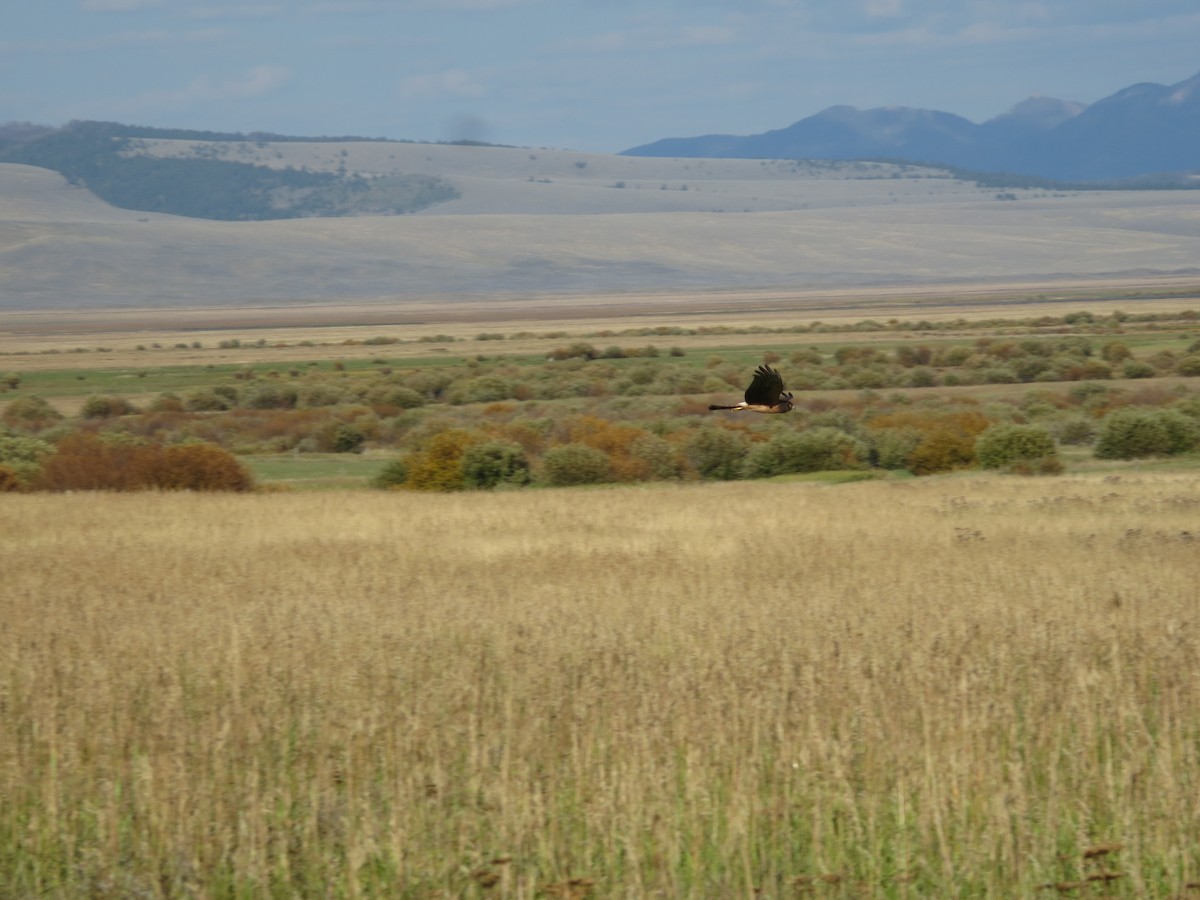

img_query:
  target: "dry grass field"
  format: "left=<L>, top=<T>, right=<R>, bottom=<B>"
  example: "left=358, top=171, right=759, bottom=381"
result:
left=4, top=474, right=1199, bottom=897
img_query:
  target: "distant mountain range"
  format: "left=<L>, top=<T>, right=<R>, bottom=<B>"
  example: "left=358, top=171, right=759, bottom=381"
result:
left=622, top=70, right=1200, bottom=184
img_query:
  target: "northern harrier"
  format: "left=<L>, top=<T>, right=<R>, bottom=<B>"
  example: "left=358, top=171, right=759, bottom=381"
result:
left=709, top=364, right=794, bottom=414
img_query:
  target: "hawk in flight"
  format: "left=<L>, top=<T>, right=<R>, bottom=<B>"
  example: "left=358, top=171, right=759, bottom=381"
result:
left=709, top=365, right=794, bottom=414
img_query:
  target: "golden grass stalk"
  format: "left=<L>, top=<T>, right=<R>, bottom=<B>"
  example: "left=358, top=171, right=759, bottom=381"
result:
left=3, top=474, right=1199, bottom=896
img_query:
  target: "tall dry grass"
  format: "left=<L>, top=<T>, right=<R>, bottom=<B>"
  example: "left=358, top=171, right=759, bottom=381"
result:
left=2, top=474, right=1199, bottom=897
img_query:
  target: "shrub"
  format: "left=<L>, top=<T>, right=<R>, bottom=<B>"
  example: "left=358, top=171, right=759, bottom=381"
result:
left=629, top=434, right=683, bottom=480
left=372, top=457, right=408, bottom=490
left=1009, top=456, right=1066, bottom=476
left=548, top=342, right=598, bottom=361
left=540, top=444, right=612, bottom=487
left=147, top=443, right=254, bottom=491
left=1121, top=361, right=1156, bottom=379
left=461, top=440, right=532, bottom=489
left=0, top=430, right=54, bottom=466
left=33, top=432, right=253, bottom=491
left=1100, top=341, right=1132, bottom=363
left=1052, top=415, right=1096, bottom=446
left=331, top=424, right=366, bottom=454
left=34, top=432, right=145, bottom=491
left=975, top=424, right=1059, bottom=470
left=1174, top=355, right=1200, bottom=377
left=908, top=427, right=978, bottom=475
left=0, top=464, right=21, bottom=492
left=683, top=427, right=745, bottom=480
left=455, top=375, right=514, bottom=405
left=741, top=428, right=865, bottom=478
left=184, top=389, right=234, bottom=412
left=1, top=396, right=63, bottom=430
left=563, top=416, right=655, bottom=481
left=0, top=430, right=54, bottom=484
left=1094, top=408, right=1200, bottom=459
left=243, top=383, right=298, bottom=409
left=298, top=383, right=349, bottom=408
left=370, top=386, right=425, bottom=410
left=905, top=367, right=938, bottom=388
left=868, top=427, right=923, bottom=470
left=867, top=409, right=989, bottom=475
left=404, top=429, right=478, bottom=491
left=80, top=395, right=138, bottom=419
left=149, top=393, right=185, bottom=412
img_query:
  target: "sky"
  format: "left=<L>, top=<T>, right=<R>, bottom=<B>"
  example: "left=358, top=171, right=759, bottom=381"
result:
left=3, top=1, right=1199, bottom=154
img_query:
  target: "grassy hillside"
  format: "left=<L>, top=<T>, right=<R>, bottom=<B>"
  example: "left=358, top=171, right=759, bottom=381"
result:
left=0, top=121, right=459, bottom=220
left=4, top=475, right=1199, bottom=896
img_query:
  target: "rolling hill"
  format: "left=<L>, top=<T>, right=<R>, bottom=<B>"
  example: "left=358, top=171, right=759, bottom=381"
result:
left=3, top=130, right=1200, bottom=311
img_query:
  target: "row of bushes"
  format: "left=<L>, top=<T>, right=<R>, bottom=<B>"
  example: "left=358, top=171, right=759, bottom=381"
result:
left=4, top=397, right=1198, bottom=493
left=8, top=306, right=1197, bottom=365
left=0, top=431, right=253, bottom=492
left=6, top=335, right=1197, bottom=431
left=371, top=402, right=1200, bottom=491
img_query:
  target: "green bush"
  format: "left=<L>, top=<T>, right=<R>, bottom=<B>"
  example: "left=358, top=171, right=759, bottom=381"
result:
left=1094, top=408, right=1200, bottom=459
left=454, top=375, right=514, bottom=405
left=80, top=395, right=138, bottom=419
left=332, top=424, right=366, bottom=454
left=868, top=427, right=923, bottom=470
left=2, top=396, right=64, bottom=430
left=1174, top=355, right=1200, bottom=377
left=1121, top=361, right=1155, bottom=379
left=372, top=456, right=408, bottom=490
left=298, top=383, right=350, bottom=408
left=540, top=444, right=612, bottom=487
left=370, top=386, right=425, bottom=410
left=629, top=434, right=683, bottom=480
left=1051, top=415, right=1096, bottom=446
left=184, top=389, right=234, bottom=412
left=0, top=429, right=54, bottom=484
left=685, top=427, right=747, bottom=480
left=461, top=440, right=532, bottom=489
left=741, top=428, right=865, bottom=478
left=243, top=383, right=298, bottom=409
left=975, top=423, right=1058, bottom=470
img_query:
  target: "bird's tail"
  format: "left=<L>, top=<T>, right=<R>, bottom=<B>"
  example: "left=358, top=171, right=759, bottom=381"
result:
left=708, top=404, right=739, bottom=411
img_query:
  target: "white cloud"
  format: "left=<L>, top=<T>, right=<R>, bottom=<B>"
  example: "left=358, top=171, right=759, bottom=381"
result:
left=1, top=28, right=231, bottom=54
left=675, top=24, right=740, bottom=46
left=849, top=10, right=1200, bottom=50
left=80, top=0, right=164, bottom=10
left=551, top=20, right=742, bottom=55
left=396, top=68, right=488, bottom=100
left=306, top=0, right=538, bottom=11
left=186, top=5, right=286, bottom=19
left=864, top=0, right=904, bottom=17
left=139, top=64, right=292, bottom=107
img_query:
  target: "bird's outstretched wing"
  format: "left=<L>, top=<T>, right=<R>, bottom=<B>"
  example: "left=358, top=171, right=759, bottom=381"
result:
left=744, top=365, right=785, bottom=405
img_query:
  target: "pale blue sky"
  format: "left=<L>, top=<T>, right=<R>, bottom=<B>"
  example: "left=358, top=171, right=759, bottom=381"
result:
left=3, top=1, right=1198, bottom=152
